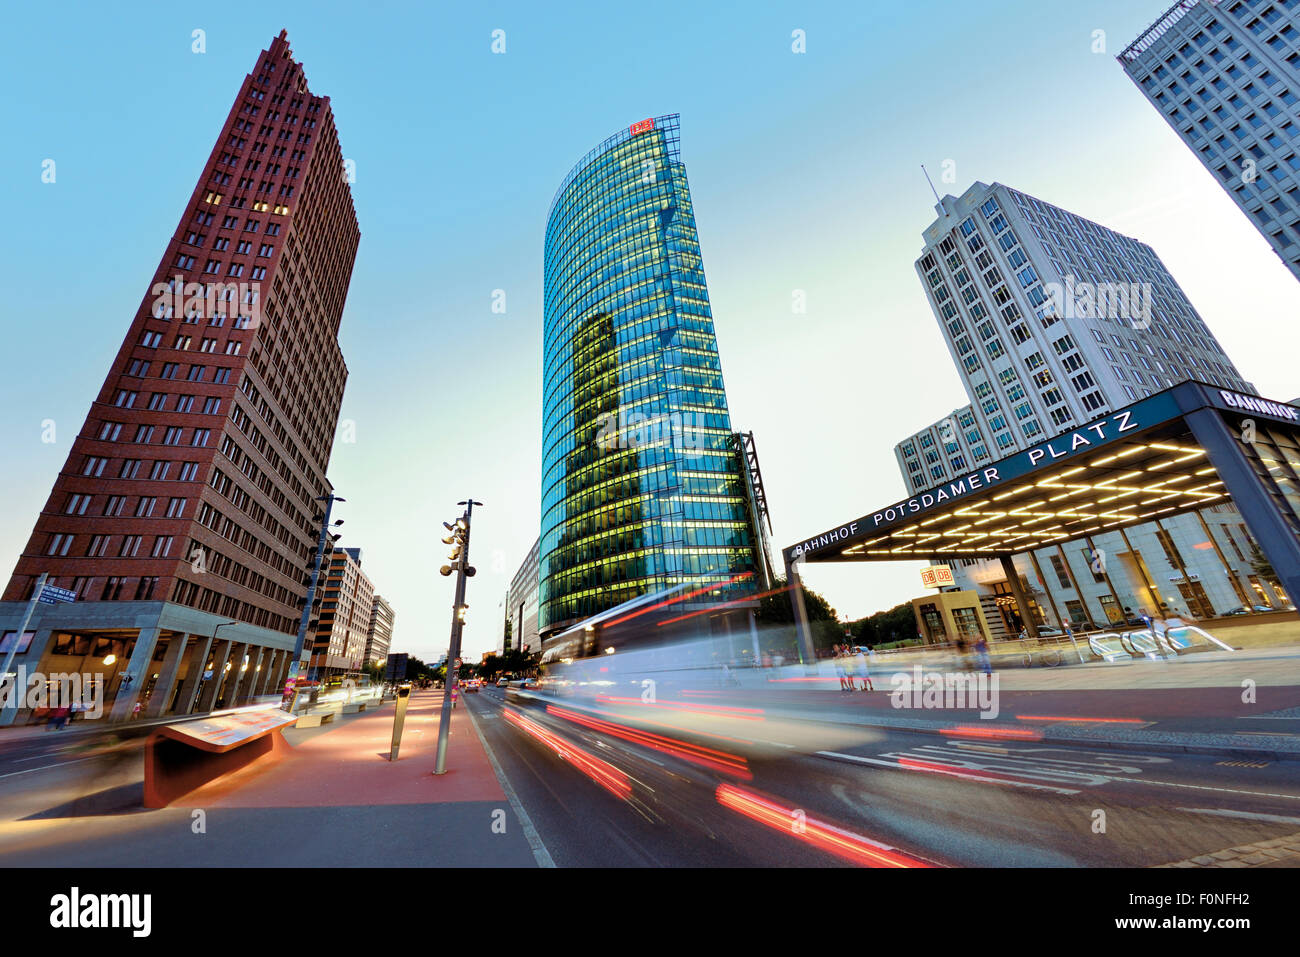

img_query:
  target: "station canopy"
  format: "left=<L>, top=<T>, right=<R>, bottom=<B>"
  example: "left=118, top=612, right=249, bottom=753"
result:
left=784, top=381, right=1300, bottom=565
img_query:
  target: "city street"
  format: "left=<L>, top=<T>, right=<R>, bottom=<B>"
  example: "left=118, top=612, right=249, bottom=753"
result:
left=465, top=684, right=1300, bottom=868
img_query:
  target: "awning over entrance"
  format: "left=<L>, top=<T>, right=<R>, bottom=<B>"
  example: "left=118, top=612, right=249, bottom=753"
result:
left=782, top=381, right=1300, bottom=605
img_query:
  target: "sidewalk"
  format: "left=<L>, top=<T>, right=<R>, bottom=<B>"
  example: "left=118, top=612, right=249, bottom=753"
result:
left=0, top=690, right=545, bottom=867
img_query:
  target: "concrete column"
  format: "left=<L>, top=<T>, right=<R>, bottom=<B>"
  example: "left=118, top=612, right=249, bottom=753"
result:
left=1185, top=406, right=1300, bottom=604
left=250, top=648, right=275, bottom=697
left=1053, top=545, right=1095, bottom=628
left=1084, top=534, right=1128, bottom=625
left=271, top=650, right=291, bottom=697
left=1117, top=526, right=1162, bottom=615
left=239, top=646, right=266, bottom=705
left=262, top=650, right=285, bottom=696
left=196, top=640, right=232, bottom=713
left=784, top=556, right=817, bottom=668
left=145, top=634, right=189, bottom=718
left=1193, top=510, right=1256, bottom=609
left=108, top=626, right=161, bottom=722
left=1000, top=555, right=1038, bottom=639
left=175, top=635, right=213, bottom=715
left=214, top=643, right=247, bottom=710
left=1027, top=550, right=1064, bottom=627
left=225, top=645, right=253, bottom=707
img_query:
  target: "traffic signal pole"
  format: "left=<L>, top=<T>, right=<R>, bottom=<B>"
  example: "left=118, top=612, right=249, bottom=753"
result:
left=434, top=499, right=479, bottom=775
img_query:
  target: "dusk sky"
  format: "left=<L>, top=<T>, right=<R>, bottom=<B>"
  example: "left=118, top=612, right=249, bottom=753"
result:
left=3, top=0, right=1298, bottom=663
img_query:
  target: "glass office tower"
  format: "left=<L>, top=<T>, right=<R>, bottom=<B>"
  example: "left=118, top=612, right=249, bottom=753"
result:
left=539, top=115, right=758, bottom=640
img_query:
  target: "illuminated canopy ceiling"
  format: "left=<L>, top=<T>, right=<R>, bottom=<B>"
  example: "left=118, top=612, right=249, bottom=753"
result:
left=785, top=381, right=1300, bottom=564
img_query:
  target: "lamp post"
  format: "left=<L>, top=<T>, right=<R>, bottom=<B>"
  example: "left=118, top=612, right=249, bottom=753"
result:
left=434, top=499, right=481, bottom=775
left=289, top=494, right=344, bottom=686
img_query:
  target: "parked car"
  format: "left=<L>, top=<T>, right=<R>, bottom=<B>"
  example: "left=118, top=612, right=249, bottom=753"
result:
left=1222, top=604, right=1277, bottom=615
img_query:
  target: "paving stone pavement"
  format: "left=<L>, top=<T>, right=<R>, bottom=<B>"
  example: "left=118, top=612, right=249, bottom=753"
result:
left=1155, top=832, right=1300, bottom=867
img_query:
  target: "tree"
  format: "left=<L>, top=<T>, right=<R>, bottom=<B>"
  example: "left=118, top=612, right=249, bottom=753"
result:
left=848, top=601, right=918, bottom=648
left=756, top=577, right=837, bottom=625
left=755, top=577, right=842, bottom=655
left=1249, top=543, right=1280, bottom=589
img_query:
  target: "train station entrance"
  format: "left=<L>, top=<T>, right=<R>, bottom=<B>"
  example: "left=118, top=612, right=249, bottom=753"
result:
left=783, top=381, right=1300, bottom=657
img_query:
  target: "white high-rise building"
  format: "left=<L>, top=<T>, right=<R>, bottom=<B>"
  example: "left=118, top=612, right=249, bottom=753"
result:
left=1119, top=0, right=1300, bottom=282
left=895, top=181, right=1287, bottom=632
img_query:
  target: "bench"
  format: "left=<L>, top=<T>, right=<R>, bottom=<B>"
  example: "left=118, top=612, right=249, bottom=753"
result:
left=144, top=707, right=297, bottom=808
left=294, top=710, right=338, bottom=728
left=341, top=702, right=368, bottom=714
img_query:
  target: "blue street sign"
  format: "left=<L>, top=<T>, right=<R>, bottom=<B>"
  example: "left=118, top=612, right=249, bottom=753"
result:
left=38, top=585, right=77, bottom=605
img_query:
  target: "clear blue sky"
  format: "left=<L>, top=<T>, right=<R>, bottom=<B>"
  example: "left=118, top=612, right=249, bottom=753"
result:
left=2, top=1, right=1298, bottom=663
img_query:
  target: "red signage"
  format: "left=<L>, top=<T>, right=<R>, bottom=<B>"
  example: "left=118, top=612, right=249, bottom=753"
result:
left=630, top=118, right=655, bottom=135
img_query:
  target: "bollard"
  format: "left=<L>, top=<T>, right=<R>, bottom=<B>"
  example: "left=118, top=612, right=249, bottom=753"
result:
left=389, top=683, right=412, bottom=761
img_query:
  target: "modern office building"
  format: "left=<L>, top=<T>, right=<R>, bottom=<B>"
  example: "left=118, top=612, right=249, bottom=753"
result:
left=1119, top=0, right=1300, bottom=281
left=504, top=537, right=540, bottom=655
left=365, top=594, right=394, bottom=666
left=892, top=181, right=1287, bottom=631
left=310, top=547, right=374, bottom=677
left=539, top=115, right=763, bottom=645
left=0, top=31, right=359, bottom=721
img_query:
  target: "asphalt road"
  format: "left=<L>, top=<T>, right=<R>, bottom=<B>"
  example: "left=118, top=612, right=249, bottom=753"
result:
left=466, top=685, right=1300, bottom=867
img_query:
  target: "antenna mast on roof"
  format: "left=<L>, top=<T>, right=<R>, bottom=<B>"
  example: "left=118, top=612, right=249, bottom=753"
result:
left=921, top=165, right=942, bottom=204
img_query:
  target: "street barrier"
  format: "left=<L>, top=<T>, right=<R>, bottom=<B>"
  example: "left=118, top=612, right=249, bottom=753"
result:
left=144, top=707, right=296, bottom=807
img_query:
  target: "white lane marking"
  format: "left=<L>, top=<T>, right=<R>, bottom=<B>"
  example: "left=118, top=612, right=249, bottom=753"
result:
left=1175, top=807, right=1300, bottom=825
left=817, top=750, right=1081, bottom=795
left=0, top=755, right=100, bottom=780
left=465, top=697, right=556, bottom=868
left=1237, top=716, right=1300, bottom=720
left=872, top=744, right=1154, bottom=787
left=1108, top=777, right=1300, bottom=801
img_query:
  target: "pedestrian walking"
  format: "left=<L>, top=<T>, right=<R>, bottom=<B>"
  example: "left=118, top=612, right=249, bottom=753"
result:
left=855, top=647, right=873, bottom=691
left=834, top=650, right=851, bottom=692
left=974, top=635, right=992, bottom=677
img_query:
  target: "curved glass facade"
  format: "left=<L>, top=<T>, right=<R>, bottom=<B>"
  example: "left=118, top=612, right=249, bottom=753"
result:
left=540, top=115, right=758, bottom=637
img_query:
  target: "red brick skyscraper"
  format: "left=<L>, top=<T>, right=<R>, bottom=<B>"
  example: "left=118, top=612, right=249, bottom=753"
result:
left=1, top=31, right=359, bottom=721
